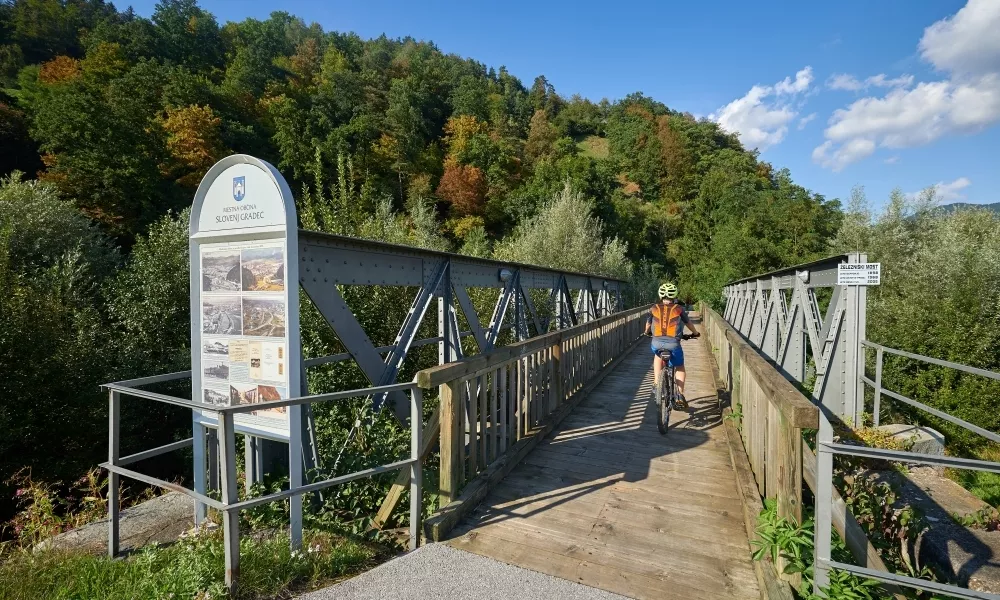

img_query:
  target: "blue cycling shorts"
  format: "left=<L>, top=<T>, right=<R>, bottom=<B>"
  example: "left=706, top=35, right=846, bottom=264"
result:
left=650, top=338, right=684, bottom=367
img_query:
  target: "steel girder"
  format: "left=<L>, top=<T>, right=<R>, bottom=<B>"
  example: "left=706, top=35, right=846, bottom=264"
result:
left=720, top=254, right=867, bottom=424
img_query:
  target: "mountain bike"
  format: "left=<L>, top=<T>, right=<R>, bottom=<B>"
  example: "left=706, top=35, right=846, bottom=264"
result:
left=650, top=333, right=699, bottom=435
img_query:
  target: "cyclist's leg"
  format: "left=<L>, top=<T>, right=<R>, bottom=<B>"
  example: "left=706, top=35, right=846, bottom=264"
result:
left=669, top=346, right=686, bottom=397
left=651, top=340, right=665, bottom=388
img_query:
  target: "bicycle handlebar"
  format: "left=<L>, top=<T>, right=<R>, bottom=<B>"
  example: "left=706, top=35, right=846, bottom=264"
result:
left=643, top=332, right=700, bottom=339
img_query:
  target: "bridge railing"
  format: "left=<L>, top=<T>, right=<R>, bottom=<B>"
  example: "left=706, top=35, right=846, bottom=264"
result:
left=100, top=380, right=423, bottom=595
left=715, top=254, right=1000, bottom=599
left=703, top=305, right=817, bottom=582
left=414, top=304, right=648, bottom=540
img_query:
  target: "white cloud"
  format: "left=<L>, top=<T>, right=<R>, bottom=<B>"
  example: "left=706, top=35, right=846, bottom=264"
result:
left=827, top=73, right=914, bottom=91
left=828, top=74, right=863, bottom=91
left=884, top=156, right=900, bottom=164
left=798, top=113, right=817, bottom=130
left=710, top=67, right=813, bottom=151
left=812, top=138, right=876, bottom=171
left=919, top=0, right=1000, bottom=76
left=907, top=177, right=972, bottom=202
left=775, top=67, right=814, bottom=95
left=814, top=0, right=1000, bottom=170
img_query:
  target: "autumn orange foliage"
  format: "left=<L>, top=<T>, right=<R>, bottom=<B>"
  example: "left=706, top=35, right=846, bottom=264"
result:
left=159, top=105, right=227, bottom=187
left=437, top=159, right=487, bottom=216
left=39, top=56, right=80, bottom=84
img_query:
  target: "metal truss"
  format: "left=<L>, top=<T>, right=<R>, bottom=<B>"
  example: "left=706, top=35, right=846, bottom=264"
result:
left=720, top=253, right=868, bottom=425
left=297, top=230, right=626, bottom=422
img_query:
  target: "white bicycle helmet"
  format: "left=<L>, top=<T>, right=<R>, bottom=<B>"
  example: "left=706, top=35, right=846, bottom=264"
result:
left=658, top=282, right=678, bottom=299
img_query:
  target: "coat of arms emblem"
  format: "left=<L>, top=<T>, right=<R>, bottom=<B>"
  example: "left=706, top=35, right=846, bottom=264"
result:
left=233, top=176, right=246, bottom=201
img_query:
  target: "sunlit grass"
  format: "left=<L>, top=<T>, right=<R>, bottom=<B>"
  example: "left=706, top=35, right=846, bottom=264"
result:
left=948, top=445, right=1000, bottom=508
left=0, top=529, right=385, bottom=600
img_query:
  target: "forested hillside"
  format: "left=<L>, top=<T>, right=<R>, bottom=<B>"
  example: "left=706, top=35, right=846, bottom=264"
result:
left=0, top=0, right=844, bottom=525
left=0, top=0, right=841, bottom=273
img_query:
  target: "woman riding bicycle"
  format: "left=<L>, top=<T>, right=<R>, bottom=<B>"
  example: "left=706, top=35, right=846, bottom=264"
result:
left=644, top=282, right=699, bottom=405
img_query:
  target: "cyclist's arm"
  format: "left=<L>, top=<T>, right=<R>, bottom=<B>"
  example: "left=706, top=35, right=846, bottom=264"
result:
left=680, top=310, right=698, bottom=335
left=643, top=312, right=652, bottom=335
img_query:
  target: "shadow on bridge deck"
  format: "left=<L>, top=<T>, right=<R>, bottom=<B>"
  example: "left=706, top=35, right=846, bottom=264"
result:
left=447, top=334, right=762, bottom=600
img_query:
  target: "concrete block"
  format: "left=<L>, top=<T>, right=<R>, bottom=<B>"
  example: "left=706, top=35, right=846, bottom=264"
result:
left=875, top=423, right=945, bottom=456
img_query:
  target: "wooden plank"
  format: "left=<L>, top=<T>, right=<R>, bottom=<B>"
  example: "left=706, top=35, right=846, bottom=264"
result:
left=767, top=397, right=779, bottom=502
left=373, top=407, right=441, bottom=529
left=454, top=525, right=758, bottom=599
left=490, top=368, right=499, bottom=463
left=486, top=474, right=744, bottom=523
left=479, top=373, right=488, bottom=468
left=776, top=406, right=803, bottom=524
left=467, top=379, right=478, bottom=479
left=439, top=380, right=462, bottom=507
left=527, top=446, right=741, bottom=486
left=467, top=497, right=756, bottom=565
left=451, top=530, right=729, bottom=600
left=536, top=439, right=737, bottom=473
left=499, top=363, right=508, bottom=453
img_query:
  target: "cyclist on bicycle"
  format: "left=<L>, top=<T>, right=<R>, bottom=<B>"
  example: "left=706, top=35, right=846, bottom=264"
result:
left=644, top=282, right=698, bottom=405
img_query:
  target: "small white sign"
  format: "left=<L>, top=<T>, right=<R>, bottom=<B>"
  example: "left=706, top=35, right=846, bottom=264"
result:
left=837, top=263, right=881, bottom=286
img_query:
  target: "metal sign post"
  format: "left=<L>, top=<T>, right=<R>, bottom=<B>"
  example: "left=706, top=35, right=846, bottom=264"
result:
left=189, top=155, right=303, bottom=546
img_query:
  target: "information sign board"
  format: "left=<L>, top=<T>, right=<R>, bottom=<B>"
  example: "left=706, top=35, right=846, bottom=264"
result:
left=837, top=263, right=881, bottom=286
left=189, top=156, right=300, bottom=440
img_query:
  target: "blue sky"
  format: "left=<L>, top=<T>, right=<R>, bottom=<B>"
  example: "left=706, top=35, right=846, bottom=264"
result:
left=128, top=0, right=1000, bottom=208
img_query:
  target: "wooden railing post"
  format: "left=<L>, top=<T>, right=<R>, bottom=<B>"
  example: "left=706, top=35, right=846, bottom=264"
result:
left=551, top=342, right=562, bottom=412
left=439, top=380, right=462, bottom=507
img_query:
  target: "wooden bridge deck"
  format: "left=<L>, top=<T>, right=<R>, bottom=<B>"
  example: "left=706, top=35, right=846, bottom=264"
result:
left=449, top=334, right=761, bottom=600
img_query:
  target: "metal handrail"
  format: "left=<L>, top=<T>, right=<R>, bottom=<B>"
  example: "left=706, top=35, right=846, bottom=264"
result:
left=861, top=340, right=1000, bottom=381
left=814, top=342, right=1000, bottom=599
left=103, top=381, right=423, bottom=593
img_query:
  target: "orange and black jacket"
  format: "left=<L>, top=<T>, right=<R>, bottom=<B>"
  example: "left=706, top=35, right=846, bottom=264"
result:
left=647, top=302, right=688, bottom=338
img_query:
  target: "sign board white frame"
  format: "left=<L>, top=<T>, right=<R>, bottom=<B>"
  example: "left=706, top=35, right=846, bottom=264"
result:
left=837, top=262, right=881, bottom=286
left=188, top=155, right=302, bottom=535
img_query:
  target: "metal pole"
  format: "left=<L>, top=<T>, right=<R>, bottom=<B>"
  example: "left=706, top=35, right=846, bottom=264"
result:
left=814, top=410, right=834, bottom=594
left=108, top=389, right=120, bottom=557
left=218, top=412, right=240, bottom=594
left=874, top=346, right=884, bottom=427
left=244, top=435, right=259, bottom=494
left=409, top=387, right=423, bottom=551
left=289, top=404, right=303, bottom=549
left=207, top=428, right=219, bottom=492
left=192, top=421, right=207, bottom=526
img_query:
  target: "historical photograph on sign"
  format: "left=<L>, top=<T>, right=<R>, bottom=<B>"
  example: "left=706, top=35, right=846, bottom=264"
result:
left=203, top=361, right=229, bottom=382
left=243, top=297, right=285, bottom=337
left=203, top=296, right=242, bottom=335
left=241, top=246, right=285, bottom=292
left=254, top=385, right=288, bottom=417
left=229, top=382, right=257, bottom=405
left=203, top=338, right=229, bottom=357
left=201, top=249, right=242, bottom=292
left=203, top=386, right=229, bottom=406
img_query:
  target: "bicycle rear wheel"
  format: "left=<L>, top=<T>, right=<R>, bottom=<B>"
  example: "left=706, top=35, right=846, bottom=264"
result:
left=657, top=369, right=671, bottom=434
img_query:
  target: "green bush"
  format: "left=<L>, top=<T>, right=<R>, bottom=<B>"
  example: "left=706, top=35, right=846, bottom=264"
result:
left=839, top=188, right=1000, bottom=457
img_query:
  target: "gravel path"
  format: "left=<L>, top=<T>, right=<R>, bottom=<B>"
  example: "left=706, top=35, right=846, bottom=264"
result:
left=299, top=543, right=631, bottom=600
